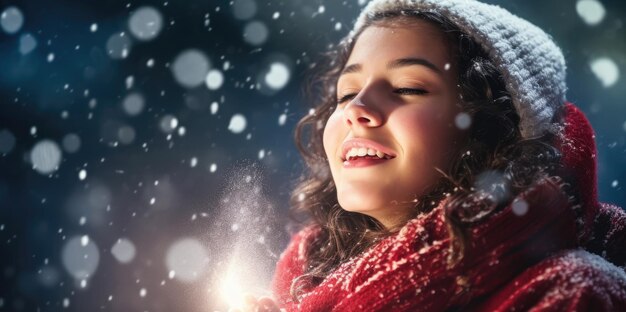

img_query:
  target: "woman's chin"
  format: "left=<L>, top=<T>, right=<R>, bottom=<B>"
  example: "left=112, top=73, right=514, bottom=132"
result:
left=339, top=193, right=381, bottom=211
left=338, top=193, right=409, bottom=221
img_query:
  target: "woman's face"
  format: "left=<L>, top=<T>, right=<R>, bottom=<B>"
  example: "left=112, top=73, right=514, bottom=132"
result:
left=323, top=20, right=464, bottom=228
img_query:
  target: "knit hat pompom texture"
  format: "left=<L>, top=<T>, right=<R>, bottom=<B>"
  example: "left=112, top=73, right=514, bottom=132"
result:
left=352, top=0, right=567, bottom=139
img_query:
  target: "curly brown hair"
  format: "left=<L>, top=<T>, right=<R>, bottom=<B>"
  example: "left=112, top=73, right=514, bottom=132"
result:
left=289, top=10, right=565, bottom=301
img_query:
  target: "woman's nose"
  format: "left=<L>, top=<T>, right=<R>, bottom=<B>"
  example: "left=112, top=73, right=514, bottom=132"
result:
left=343, top=96, right=383, bottom=128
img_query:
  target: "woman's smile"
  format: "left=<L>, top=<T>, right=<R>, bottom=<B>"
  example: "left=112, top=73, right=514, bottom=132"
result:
left=341, top=137, right=396, bottom=167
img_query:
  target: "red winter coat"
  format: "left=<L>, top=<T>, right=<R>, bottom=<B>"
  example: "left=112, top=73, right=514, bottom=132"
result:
left=270, top=103, right=626, bottom=311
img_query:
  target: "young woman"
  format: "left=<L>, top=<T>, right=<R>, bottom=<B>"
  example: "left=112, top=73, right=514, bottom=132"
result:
left=236, top=0, right=626, bottom=311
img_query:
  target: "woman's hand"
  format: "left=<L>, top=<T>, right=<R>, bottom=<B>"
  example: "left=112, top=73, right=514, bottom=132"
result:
left=227, top=294, right=281, bottom=312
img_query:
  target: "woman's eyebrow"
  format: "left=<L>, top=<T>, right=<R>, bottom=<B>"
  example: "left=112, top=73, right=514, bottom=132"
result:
left=340, top=63, right=362, bottom=76
left=388, top=58, right=442, bottom=74
left=340, top=57, right=443, bottom=77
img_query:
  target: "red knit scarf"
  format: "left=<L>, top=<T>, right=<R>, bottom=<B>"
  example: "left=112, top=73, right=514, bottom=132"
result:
left=272, top=178, right=577, bottom=311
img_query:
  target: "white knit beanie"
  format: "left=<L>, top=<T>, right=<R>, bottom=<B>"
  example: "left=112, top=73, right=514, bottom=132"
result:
left=351, top=0, right=567, bottom=139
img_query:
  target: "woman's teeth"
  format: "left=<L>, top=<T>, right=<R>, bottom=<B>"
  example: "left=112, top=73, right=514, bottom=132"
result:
left=345, top=147, right=392, bottom=160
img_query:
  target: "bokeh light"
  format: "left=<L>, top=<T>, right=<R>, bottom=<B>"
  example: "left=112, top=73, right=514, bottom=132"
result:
left=106, top=32, right=133, bottom=59
left=0, top=6, right=24, bottom=34
left=576, top=0, right=606, bottom=26
left=30, top=140, right=62, bottom=175
left=171, top=49, right=211, bottom=88
left=61, top=133, right=81, bottom=153
left=128, top=6, right=163, bottom=41
left=122, top=93, right=146, bottom=116
left=590, top=57, right=620, bottom=88
left=228, top=114, right=247, bottom=134
left=205, top=69, right=225, bottom=90
left=165, top=238, right=209, bottom=283
left=455, top=112, right=472, bottom=130
left=264, top=62, right=290, bottom=90
left=232, top=0, right=257, bottom=20
left=18, top=33, right=37, bottom=55
left=243, top=21, right=269, bottom=46
left=61, top=235, right=100, bottom=281
left=159, top=114, right=179, bottom=134
left=111, top=238, right=137, bottom=264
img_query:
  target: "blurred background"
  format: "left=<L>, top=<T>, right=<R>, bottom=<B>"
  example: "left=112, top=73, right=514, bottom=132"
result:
left=0, top=0, right=624, bottom=311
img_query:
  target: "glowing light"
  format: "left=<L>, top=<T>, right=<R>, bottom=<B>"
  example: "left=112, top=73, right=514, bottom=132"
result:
left=1, top=6, right=24, bottom=34
left=220, top=262, right=245, bottom=310
left=165, top=238, right=209, bottom=282
left=171, top=49, right=210, bottom=88
left=232, top=0, right=257, bottom=20
left=117, top=125, right=136, bottom=144
left=159, top=114, right=179, bottom=133
left=125, top=76, right=134, bottom=89
left=62, top=133, right=81, bottom=153
left=455, top=112, right=472, bottom=130
left=128, top=6, right=163, bottom=41
left=278, top=113, right=287, bottom=126
left=590, top=57, right=619, bottom=88
left=106, top=32, right=132, bottom=59
left=61, top=235, right=100, bottom=281
left=123, top=93, right=145, bottom=116
left=78, top=169, right=87, bottom=181
left=512, top=198, right=529, bottom=216
left=576, top=0, right=605, bottom=26
left=264, top=62, right=290, bottom=90
left=30, top=140, right=62, bottom=174
left=228, top=114, right=247, bottom=134
left=243, top=21, right=268, bottom=46
left=111, top=238, right=136, bottom=263
left=205, top=69, right=224, bottom=90
left=19, top=33, right=37, bottom=55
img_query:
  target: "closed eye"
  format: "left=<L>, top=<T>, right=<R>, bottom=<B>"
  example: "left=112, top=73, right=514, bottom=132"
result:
left=336, top=88, right=428, bottom=105
left=337, top=93, right=357, bottom=105
left=394, top=88, right=428, bottom=96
